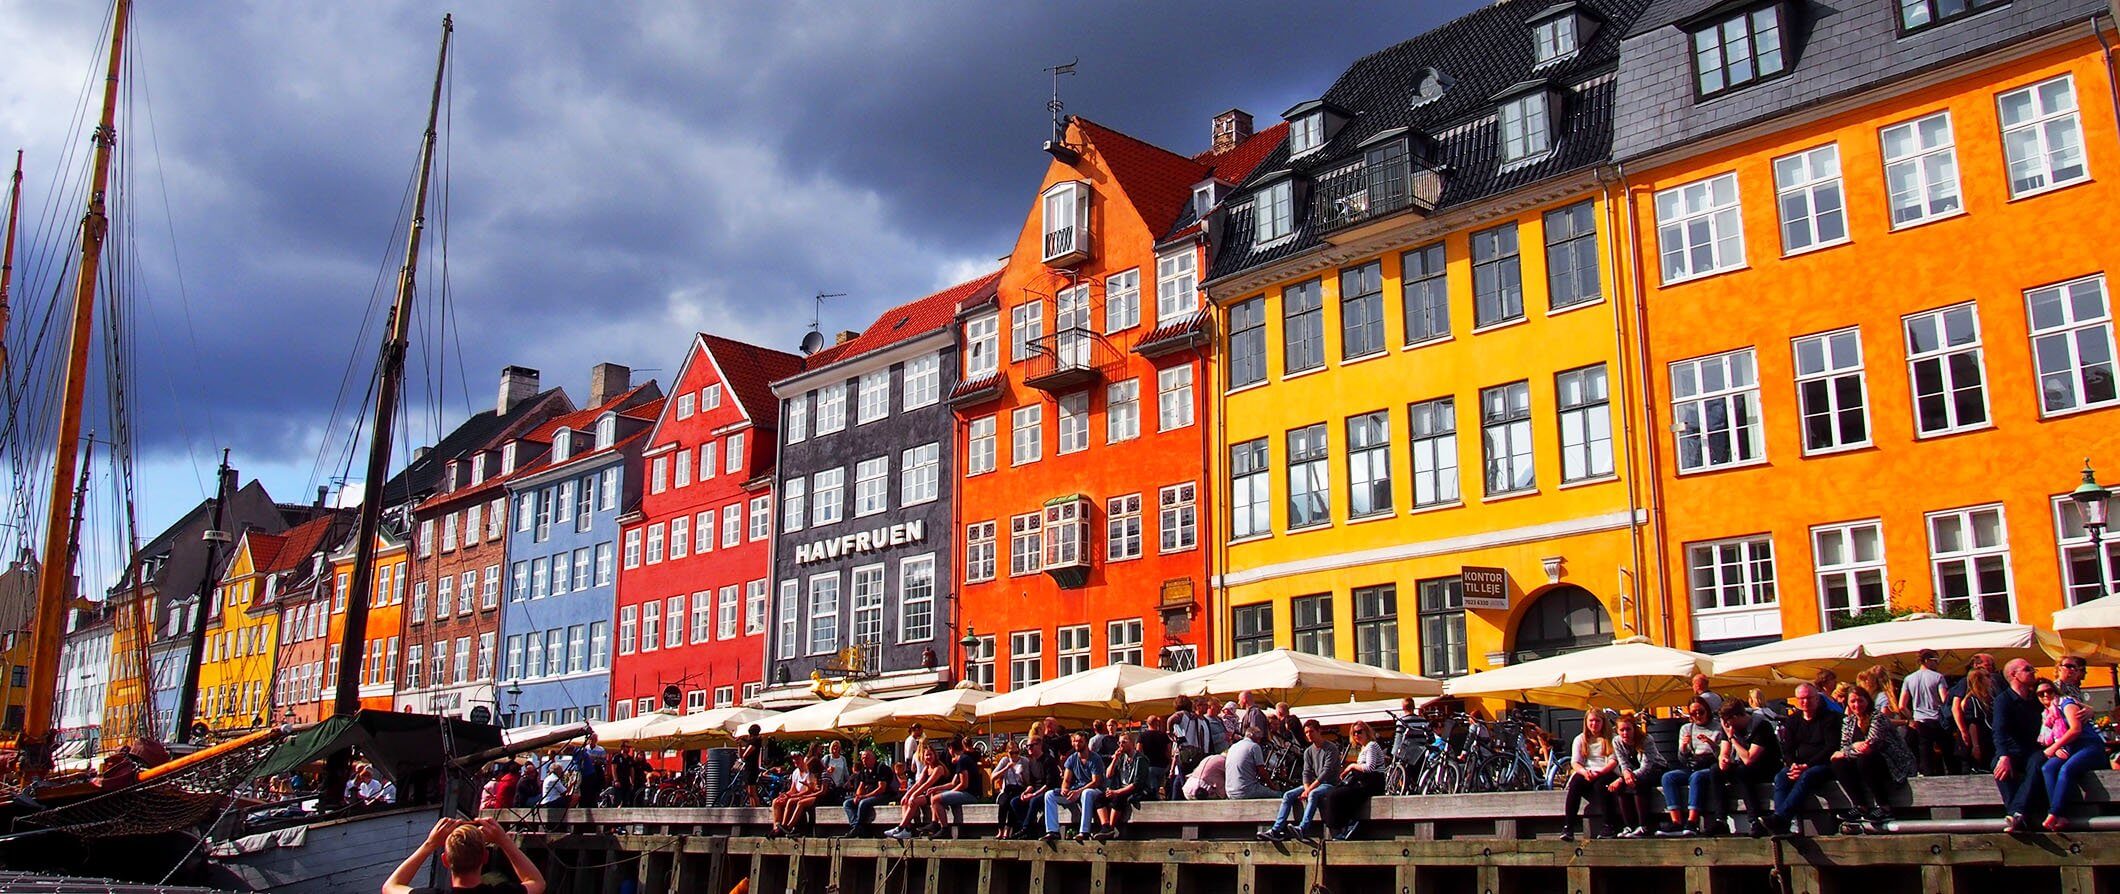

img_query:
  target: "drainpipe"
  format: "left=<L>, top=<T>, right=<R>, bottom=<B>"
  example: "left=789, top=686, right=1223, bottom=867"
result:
left=1615, top=160, right=1676, bottom=648
left=2095, top=15, right=2120, bottom=144
left=1599, top=170, right=1649, bottom=642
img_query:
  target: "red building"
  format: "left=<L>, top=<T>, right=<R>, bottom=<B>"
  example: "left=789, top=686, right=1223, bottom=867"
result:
left=952, top=113, right=1281, bottom=688
left=612, top=334, right=802, bottom=719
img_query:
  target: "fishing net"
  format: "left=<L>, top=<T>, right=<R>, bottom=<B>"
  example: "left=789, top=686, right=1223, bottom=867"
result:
left=17, top=735, right=281, bottom=838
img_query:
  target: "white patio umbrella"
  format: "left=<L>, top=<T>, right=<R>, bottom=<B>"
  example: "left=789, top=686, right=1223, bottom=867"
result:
left=628, top=706, right=779, bottom=751
left=839, top=685, right=994, bottom=735
left=2052, top=594, right=2120, bottom=660
left=1123, top=648, right=1443, bottom=712
left=1712, top=614, right=2065, bottom=684
left=1443, top=636, right=1722, bottom=712
left=590, top=710, right=687, bottom=745
left=752, top=695, right=883, bottom=738
left=1287, top=697, right=1437, bottom=729
left=975, top=663, right=1172, bottom=724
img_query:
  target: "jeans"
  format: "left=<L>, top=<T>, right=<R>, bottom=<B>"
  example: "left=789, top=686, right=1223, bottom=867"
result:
left=2040, top=742, right=2108, bottom=815
left=1044, top=788, right=1101, bottom=835
left=843, top=795, right=889, bottom=831
left=1661, top=767, right=1719, bottom=815
left=1998, top=752, right=2050, bottom=820
left=932, top=789, right=978, bottom=822
left=1271, top=783, right=1333, bottom=831
left=1769, top=764, right=1833, bottom=821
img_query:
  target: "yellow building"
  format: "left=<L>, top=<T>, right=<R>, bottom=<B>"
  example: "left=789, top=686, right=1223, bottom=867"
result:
left=1203, top=3, right=1663, bottom=687
left=195, top=530, right=278, bottom=733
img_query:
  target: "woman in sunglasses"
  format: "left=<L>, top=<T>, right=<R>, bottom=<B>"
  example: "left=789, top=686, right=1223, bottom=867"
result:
left=2034, top=679, right=2106, bottom=831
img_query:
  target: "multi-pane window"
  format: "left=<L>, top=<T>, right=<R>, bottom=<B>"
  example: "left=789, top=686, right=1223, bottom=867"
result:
left=1904, top=303, right=1990, bottom=435
left=786, top=394, right=809, bottom=443
left=725, top=502, right=746, bottom=548
left=1402, top=243, right=1450, bottom=345
left=698, top=442, right=718, bottom=483
left=776, top=581, right=798, bottom=660
left=1009, top=512, right=1043, bottom=577
left=595, top=542, right=614, bottom=585
left=1230, top=440, right=1270, bottom=540
left=1774, top=144, right=1847, bottom=254
left=854, top=457, right=889, bottom=517
left=857, top=369, right=890, bottom=424
left=1471, top=223, right=1523, bottom=327
left=1157, top=365, right=1195, bottom=431
left=1058, top=392, right=1090, bottom=454
left=1814, top=520, right=1888, bottom=627
left=1341, top=262, right=1386, bottom=359
left=529, top=558, right=549, bottom=599
left=1346, top=411, right=1392, bottom=517
left=812, top=469, right=844, bottom=526
left=1283, top=279, right=1325, bottom=375
left=646, top=524, right=665, bottom=565
left=1533, top=12, right=1576, bottom=63
left=1899, top=0, right=2004, bottom=30
left=1253, top=180, right=1295, bottom=243
left=783, top=478, right=806, bottom=532
left=1793, top=328, right=1870, bottom=453
left=1043, top=180, right=1087, bottom=260
left=1107, top=494, right=1143, bottom=561
left=569, top=626, right=587, bottom=673
left=968, top=416, right=997, bottom=475
left=1928, top=505, right=2014, bottom=621
left=1881, top=113, right=1962, bottom=227
left=570, top=551, right=589, bottom=593
left=640, top=602, right=660, bottom=653
left=1104, top=269, right=1140, bottom=333
left=674, top=449, right=693, bottom=489
left=714, top=586, right=737, bottom=641
left=806, top=573, right=841, bottom=655
left=1556, top=365, right=1613, bottom=481
left=669, top=516, right=690, bottom=560
left=966, top=521, right=997, bottom=583
left=1480, top=381, right=1535, bottom=494
left=1289, top=112, right=1325, bottom=155
left=851, top=565, right=885, bottom=646
left=901, top=443, right=939, bottom=505
left=1010, top=300, right=1045, bottom=363
left=1232, top=604, right=1274, bottom=658
left=1417, top=577, right=1467, bottom=677
left=2027, top=275, right=2117, bottom=415
left=965, top=313, right=1000, bottom=379
left=1011, top=405, right=1043, bottom=465
left=1671, top=349, right=1764, bottom=472
left=1106, top=619, right=1144, bottom=667
left=2056, top=493, right=2120, bottom=605
left=1656, top=173, right=1745, bottom=282
left=899, top=555, right=935, bottom=644
left=746, top=580, right=768, bottom=635
left=650, top=457, right=669, bottom=495
left=1291, top=594, right=1334, bottom=656
left=1106, top=380, right=1140, bottom=443
left=1353, top=584, right=1398, bottom=670
left=967, top=635, right=996, bottom=689
left=1156, top=247, right=1198, bottom=324
left=1159, top=482, right=1198, bottom=553
left=1690, top=6, right=1786, bottom=95
left=1009, top=630, right=1044, bottom=688
left=1999, top=76, right=2088, bottom=197
left=1498, top=92, right=1551, bottom=162
left=1544, top=201, right=1600, bottom=309
left=694, top=590, right=715, bottom=643
left=1229, top=297, right=1267, bottom=388
left=1057, top=625, right=1093, bottom=677
left=1687, top=536, right=1778, bottom=613
left=817, top=382, right=848, bottom=434
left=903, top=353, right=941, bottom=409
left=1408, top=397, right=1459, bottom=507
left=588, top=621, right=608, bottom=669
left=1286, top=423, right=1331, bottom=529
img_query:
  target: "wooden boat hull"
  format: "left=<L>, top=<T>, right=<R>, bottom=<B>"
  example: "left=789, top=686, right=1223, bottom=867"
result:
left=202, top=805, right=439, bottom=894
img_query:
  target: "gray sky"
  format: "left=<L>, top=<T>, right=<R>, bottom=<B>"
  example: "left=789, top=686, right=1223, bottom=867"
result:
left=0, top=1, right=1477, bottom=587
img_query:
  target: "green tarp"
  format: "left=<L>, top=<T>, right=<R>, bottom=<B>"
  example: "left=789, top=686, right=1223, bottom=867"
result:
left=247, top=709, right=502, bottom=782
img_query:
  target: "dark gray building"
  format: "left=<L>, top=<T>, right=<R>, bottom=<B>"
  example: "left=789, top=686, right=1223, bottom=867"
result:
left=759, top=273, right=998, bottom=705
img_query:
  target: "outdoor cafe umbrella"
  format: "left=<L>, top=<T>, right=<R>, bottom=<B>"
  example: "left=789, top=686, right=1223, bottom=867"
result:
left=1443, top=636, right=1721, bottom=712
left=752, top=695, right=884, bottom=738
left=1123, top=648, right=1443, bottom=712
left=591, top=709, right=688, bottom=745
left=1712, top=614, right=2064, bottom=685
left=2052, top=593, right=2120, bottom=660
left=628, top=706, right=779, bottom=751
left=975, top=663, right=1172, bottom=724
left=839, top=684, right=993, bottom=735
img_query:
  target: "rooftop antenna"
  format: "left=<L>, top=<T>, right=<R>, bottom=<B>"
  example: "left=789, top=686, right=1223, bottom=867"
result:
left=800, top=291, right=846, bottom=355
left=1043, top=59, right=1079, bottom=160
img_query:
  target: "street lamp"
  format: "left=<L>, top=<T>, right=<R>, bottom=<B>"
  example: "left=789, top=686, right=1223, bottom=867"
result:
left=2072, top=459, right=2112, bottom=599
left=958, top=627, right=980, bottom=682
left=505, top=683, right=523, bottom=727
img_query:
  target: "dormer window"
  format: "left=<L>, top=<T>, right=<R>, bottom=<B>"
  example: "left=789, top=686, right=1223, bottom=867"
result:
left=552, top=428, right=573, bottom=462
left=1498, top=88, right=1557, bottom=163
left=1289, top=113, right=1326, bottom=156
left=1252, top=179, right=1295, bottom=243
left=1690, top=4, right=1788, bottom=97
left=470, top=454, right=488, bottom=485
left=1534, top=14, right=1576, bottom=63
left=595, top=414, right=617, bottom=449
left=1041, top=181, right=1091, bottom=266
left=1898, top=0, right=2005, bottom=34
left=500, top=442, right=519, bottom=475
left=1192, top=181, right=1220, bottom=220
left=444, top=460, right=462, bottom=492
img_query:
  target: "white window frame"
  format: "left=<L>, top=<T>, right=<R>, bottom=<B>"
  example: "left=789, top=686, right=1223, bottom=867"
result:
left=1686, top=535, right=1781, bottom=616
left=2026, top=274, right=2118, bottom=417
left=1106, top=618, right=1145, bottom=667
left=723, top=503, right=744, bottom=547
left=903, top=353, right=941, bottom=409
left=817, top=383, right=848, bottom=435
left=1498, top=91, right=1552, bottom=163
left=806, top=573, right=841, bottom=656
left=1104, top=269, right=1140, bottom=333
left=1009, top=630, right=1044, bottom=689
left=857, top=369, right=890, bottom=424
left=1670, top=348, right=1765, bottom=473
left=1157, top=364, right=1195, bottom=432
left=1253, top=180, right=1294, bottom=243
left=967, top=416, right=997, bottom=476
left=749, top=496, right=771, bottom=540
left=2054, top=491, right=2120, bottom=606
left=812, top=469, right=844, bottom=526
left=850, top=564, right=885, bottom=646
left=1813, top=519, right=1889, bottom=627
left=1791, top=327, right=1871, bottom=455
left=1655, top=172, right=1746, bottom=284
left=965, top=521, right=997, bottom=584
left=783, top=478, right=806, bottom=532
left=786, top=394, right=809, bottom=443
left=854, top=456, right=890, bottom=517
left=898, top=554, right=936, bottom=645
left=965, top=313, right=1000, bottom=380
left=1058, top=391, right=1089, bottom=454
left=1926, top=504, right=2016, bottom=622
left=1009, top=512, right=1043, bottom=577
left=1902, top=302, right=1991, bottom=437
left=1773, top=143, right=1848, bottom=256
left=1155, top=247, right=1199, bottom=325
left=746, top=579, right=768, bottom=635
left=901, top=442, right=940, bottom=505
left=776, top=580, right=798, bottom=660
left=1159, top=482, right=1198, bottom=554
left=1041, top=180, right=1090, bottom=263
left=1533, top=13, right=1576, bottom=64
left=1998, top=75, right=2089, bottom=199
left=1056, top=624, right=1093, bottom=677
left=1010, top=300, right=1045, bottom=364
left=1011, top=405, right=1042, bottom=466
left=1106, top=379, right=1140, bottom=444
left=1107, top=493, right=1143, bottom=561
left=1288, top=112, right=1325, bottom=156
left=1881, top=112, right=1963, bottom=228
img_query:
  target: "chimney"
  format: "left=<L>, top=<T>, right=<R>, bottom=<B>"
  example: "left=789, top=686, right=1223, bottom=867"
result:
left=589, top=362, right=632, bottom=407
left=1211, top=109, right=1254, bottom=154
left=497, top=365, right=541, bottom=415
left=315, top=486, right=328, bottom=509
left=833, top=330, right=860, bottom=346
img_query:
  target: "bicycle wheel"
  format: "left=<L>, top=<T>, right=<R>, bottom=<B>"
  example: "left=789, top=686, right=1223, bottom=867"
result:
left=1543, top=757, right=1572, bottom=791
left=1384, top=762, right=1408, bottom=797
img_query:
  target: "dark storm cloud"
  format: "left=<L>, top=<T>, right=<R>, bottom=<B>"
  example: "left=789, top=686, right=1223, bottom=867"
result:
left=0, top=1, right=1476, bottom=501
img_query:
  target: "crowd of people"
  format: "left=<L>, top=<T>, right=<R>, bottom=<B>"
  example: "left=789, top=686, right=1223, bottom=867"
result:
left=468, top=655, right=2112, bottom=842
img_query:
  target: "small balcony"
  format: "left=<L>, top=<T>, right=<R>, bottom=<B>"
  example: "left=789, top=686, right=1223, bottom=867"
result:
left=1020, top=327, right=1115, bottom=394
left=1042, top=225, right=1091, bottom=267
left=1308, top=136, right=1441, bottom=244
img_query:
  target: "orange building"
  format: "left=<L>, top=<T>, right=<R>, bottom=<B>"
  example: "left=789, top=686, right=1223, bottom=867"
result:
left=952, top=114, right=1279, bottom=687
left=1613, top=4, right=2120, bottom=648
left=319, top=530, right=410, bottom=711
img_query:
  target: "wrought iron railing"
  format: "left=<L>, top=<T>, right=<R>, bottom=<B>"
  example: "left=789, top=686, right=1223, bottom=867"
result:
left=1307, top=138, right=1436, bottom=235
left=1020, top=327, right=1115, bottom=388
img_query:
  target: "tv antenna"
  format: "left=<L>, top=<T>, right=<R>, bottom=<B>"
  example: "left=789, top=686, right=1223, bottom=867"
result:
left=800, top=291, right=846, bottom=355
left=1044, top=59, right=1078, bottom=145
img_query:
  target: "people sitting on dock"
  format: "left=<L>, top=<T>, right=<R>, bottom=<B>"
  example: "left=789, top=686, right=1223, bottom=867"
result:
left=840, top=747, right=895, bottom=838
left=819, top=741, right=852, bottom=809
left=1955, top=666, right=1998, bottom=773
left=1659, top=697, right=1726, bottom=837
left=1831, top=683, right=1917, bottom=828
left=927, top=736, right=986, bottom=838
left=1757, top=683, right=1841, bottom=836
left=767, top=751, right=822, bottom=837
left=1609, top=713, right=1666, bottom=838
left=383, top=816, right=546, bottom=894
left=1096, top=733, right=1146, bottom=840
left=1183, top=748, right=1227, bottom=800
left=1319, top=721, right=1386, bottom=841
left=1560, top=708, right=1618, bottom=841
left=883, top=745, right=949, bottom=840
left=1719, top=700, right=1781, bottom=830
left=989, top=738, right=1028, bottom=839
left=1259, top=719, right=1340, bottom=842
left=1225, top=723, right=1276, bottom=800
left=1137, top=714, right=1173, bottom=801
left=1008, top=736, right=1060, bottom=839
left=2036, top=676, right=2105, bottom=831
left=1994, top=658, right=2047, bottom=832
left=1043, top=732, right=1107, bottom=842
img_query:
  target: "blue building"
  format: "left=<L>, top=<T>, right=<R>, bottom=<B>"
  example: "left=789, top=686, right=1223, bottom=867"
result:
left=498, top=377, right=661, bottom=728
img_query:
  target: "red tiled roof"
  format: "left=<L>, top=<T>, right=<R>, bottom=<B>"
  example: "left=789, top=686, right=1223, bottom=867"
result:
left=244, top=531, right=288, bottom=575
left=698, top=334, right=805, bottom=428
left=1135, top=310, right=1212, bottom=355
left=799, top=271, right=1002, bottom=373
left=418, top=383, right=661, bottom=512
left=1195, top=121, right=1289, bottom=184
left=1075, top=117, right=1213, bottom=240
left=257, top=512, right=347, bottom=575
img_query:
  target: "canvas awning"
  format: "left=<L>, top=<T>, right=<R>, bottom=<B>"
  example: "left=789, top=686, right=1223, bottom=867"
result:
left=2051, top=594, right=2120, bottom=662
left=1124, top=649, right=1441, bottom=712
left=628, top=707, right=779, bottom=750
left=975, top=663, right=1171, bottom=724
left=839, top=684, right=992, bottom=735
left=1712, top=614, right=2065, bottom=684
left=753, top=696, right=882, bottom=737
left=1443, top=637, right=1727, bottom=712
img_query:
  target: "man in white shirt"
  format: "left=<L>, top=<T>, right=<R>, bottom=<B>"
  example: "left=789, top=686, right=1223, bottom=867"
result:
left=1901, top=648, right=1957, bottom=776
left=903, top=724, right=926, bottom=766
left=1224, top=725, right=1275, bottom=800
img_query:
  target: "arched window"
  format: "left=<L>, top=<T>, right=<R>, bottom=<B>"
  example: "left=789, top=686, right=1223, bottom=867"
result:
left=595, top=415, right=617, bottom=449
left=1510, top=584, right=1611, bottom=664
left=551, top=428, right=572, bottom=462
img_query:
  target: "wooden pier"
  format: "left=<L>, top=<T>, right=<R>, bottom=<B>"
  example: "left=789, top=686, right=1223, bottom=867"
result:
left=492, top=772, right=2120, bottom=894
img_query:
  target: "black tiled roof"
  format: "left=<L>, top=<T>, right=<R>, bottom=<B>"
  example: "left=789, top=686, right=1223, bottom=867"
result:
left=1208, top=0, right=1651, bottom=283
left=379, top=387, right=569, bottom=506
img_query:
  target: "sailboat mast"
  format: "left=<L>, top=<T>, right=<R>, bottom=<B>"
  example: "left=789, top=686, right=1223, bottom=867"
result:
left=18, top=0, right=129, bottom=773
left=327, top=13, right=451, bottom=719
left=0, top=149, right=22, bottom=371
